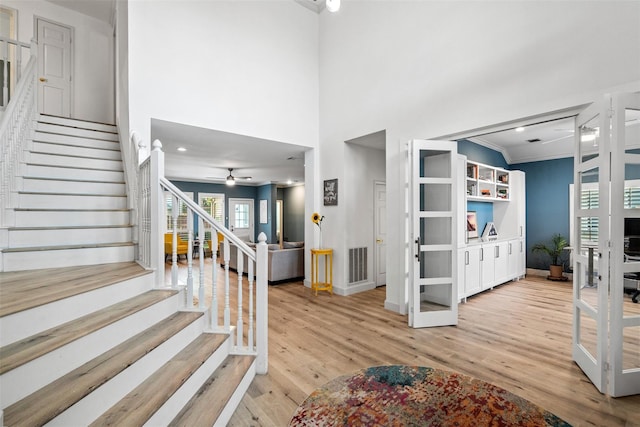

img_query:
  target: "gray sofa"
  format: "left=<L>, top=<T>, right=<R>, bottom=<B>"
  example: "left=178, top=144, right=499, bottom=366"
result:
left=220, top=241, right=304, bottom=283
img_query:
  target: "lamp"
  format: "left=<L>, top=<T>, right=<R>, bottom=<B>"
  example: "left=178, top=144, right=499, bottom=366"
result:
left=226, top=168, right=236, bottom=186
left=326, top=0, right=340, bottom=13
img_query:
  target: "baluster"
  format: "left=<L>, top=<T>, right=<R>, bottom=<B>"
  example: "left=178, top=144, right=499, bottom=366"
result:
left=236, top=246, right=244, bottom=348
left=171, top=194, right=179, bottom=288
left=211, top=230, right=219, bottom=329
left=248, top=259, right=254, bottom=350
left=198, top=218, right=205, bottom=310
left=223, top=238, right=231, bottom=332
left=186, top=208, right=194, bottom=306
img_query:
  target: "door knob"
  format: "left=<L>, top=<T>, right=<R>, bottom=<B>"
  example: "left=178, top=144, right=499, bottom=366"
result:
left=39, top=77, right=48, bottom=82
left=376, top=239, right=383, bottom=243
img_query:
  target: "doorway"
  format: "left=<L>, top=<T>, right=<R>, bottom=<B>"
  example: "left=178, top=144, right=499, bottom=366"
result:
left=36, top=17, right=72, bottom=117
left=229, top=198, right=254, bottom=242
left=374, top=181, right=386, bottom=287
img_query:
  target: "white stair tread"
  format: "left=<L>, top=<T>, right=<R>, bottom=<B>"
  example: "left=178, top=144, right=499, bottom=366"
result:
left=2, top=242, right=134, bottom=253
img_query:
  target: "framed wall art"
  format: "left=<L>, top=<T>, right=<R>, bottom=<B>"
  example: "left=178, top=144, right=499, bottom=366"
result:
left=323, top=179, right=338, bottom=206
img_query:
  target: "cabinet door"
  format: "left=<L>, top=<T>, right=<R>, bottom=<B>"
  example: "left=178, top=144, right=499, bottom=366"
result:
left=465, top=246, right=482, bottom=296
left=480, top=245, right=495, bottom=290
left=494, top=241, right=510, bottom=285
left=507, top=239, right=518, bottom=279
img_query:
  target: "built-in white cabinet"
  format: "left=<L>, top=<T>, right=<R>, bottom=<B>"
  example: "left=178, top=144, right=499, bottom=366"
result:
left=457, top=157, right=526, bottom=302
left=466, top=160, right=510, bottom=202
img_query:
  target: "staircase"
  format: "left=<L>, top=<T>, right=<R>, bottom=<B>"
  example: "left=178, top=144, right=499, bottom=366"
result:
left=0, top=116, right=256, bottom=426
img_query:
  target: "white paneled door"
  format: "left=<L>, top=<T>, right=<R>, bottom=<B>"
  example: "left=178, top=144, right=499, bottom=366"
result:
left=409, top=140, right=458, bottom=328
left=374, top=181, right=386, bottom=287
left=229, top=198, right=254, bottom=243
left=37, top=18, right=72, bottom=117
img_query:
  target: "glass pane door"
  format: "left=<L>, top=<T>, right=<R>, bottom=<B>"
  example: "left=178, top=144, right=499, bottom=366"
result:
left=410, top=140, right=458, bottom=328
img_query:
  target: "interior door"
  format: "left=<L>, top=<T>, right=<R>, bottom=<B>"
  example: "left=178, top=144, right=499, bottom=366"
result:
left=374, top=181, right=386, bottom=286
left=409, top=139, right=458, bottom=328
left=609, top=92, right=640, bottom=397
left=572, top=97, right=610, bottom=394
left=37, top=18, right=72, bottom=117
left=229, top=198, right=254, bottom=242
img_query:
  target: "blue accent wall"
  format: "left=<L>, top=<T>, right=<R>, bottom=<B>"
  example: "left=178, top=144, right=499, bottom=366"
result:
left=458, top=139, right=509, bottom=169
left=257, top=184, right=277, bottom=243
left=511, top=158, right=574, bottom=270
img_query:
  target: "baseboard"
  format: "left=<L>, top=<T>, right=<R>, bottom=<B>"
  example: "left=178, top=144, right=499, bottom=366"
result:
left=526, top=268, right=573, bottom=281
left=335, top=281, right=375, bottom=296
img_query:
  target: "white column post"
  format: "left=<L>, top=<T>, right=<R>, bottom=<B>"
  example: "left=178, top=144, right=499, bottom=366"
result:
left=150, top=140, right=165, bottom=287
left=255, top=232, right=268, bottom=374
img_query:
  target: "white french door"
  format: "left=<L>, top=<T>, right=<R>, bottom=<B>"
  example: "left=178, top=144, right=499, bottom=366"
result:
left=37, top=18, right=72, bottom=117
left=229, top=198, right=254, bottom=242
left=409, top=140, right=458, bottom=328
left=573, top=92, right=640, bottom=397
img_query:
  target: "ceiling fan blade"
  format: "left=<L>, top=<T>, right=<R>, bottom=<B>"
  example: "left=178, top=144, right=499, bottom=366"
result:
left=541, top=134, right=573, bottom=145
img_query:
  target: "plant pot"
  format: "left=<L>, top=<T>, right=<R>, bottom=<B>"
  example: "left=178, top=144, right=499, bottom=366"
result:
left=549, top=264, right=564, bottom=279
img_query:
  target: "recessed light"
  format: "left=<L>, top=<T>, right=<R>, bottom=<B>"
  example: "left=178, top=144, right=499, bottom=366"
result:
left=177, top=147, right=187, bottom=152
left=287, top=180, right=293, bottom=185
left=515, top=127, right=525, bottom=132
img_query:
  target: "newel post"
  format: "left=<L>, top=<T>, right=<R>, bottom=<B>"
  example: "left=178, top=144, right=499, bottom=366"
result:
left=255, top=232, right=269, bottom=374
left=150, top=140, right=165, bottom=286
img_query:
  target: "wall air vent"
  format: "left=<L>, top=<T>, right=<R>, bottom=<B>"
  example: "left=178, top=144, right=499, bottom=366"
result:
left=348, top=247, right=368, bottom=284
left=527, top=138, right=541, bottom=143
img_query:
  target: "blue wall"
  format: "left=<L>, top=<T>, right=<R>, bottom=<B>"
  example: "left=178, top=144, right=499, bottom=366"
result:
left=512, top=158, right=574, bottom=270
left=257, top=184, right=277, bottom=243
left=458, top=139, right=509, bottom=169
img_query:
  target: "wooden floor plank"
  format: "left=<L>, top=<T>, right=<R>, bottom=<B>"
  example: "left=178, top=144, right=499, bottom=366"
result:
left=3, top=311, right=204, bottom=427
left=0, top=262, right=151, bottom=317
left=0, top=289, right=177, bottom=375
left=169, top=354, right=255, bottom=427
left=90, top=332, right=227, bottom=427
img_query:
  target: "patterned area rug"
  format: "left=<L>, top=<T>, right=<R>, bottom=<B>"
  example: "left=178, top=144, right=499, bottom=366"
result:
left=289, top=365, right=571, bottom=426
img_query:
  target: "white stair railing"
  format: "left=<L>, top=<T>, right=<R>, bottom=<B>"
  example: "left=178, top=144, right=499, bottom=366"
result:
left=0, top=39, right=37, bottom=228
left=138, top=139, right=269, bottom=374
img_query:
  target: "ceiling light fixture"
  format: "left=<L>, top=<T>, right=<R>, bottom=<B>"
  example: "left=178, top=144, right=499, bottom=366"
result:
left=177, top=147, right=187, bottom=152
left=326, top=0, right=340, bottom=13
left=226, top=168, right=236, bottom=186
left=515, top=127, right=525, bottom=132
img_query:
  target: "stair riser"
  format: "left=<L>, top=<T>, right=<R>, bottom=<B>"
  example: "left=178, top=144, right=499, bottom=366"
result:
left=14, top=210, right=130, bottom=227
left=25, top=165, right=124, bottom=182
left=28, top=152, right=122, bottom=171
left=1, top=244, right=134, bottom=272
left=38, top=115, right=117, bottom=133
left=0, top=292, right=183, bottom=408
left=33, top=132, right=120, bottom=151
left=48, top=316, right=209, bottom=427
left=18, top=193, right=127, bottom=210
left=36, top=123, right=118, bottom=142
left=0, top=273, right=153, bottom=347
left=32, top=141, right=122, bottom=161
left=144, top=337, right=234, bottom=427
left=22, top=178, right=126, bottom=196
left=8, top=227, right=131, bottom=248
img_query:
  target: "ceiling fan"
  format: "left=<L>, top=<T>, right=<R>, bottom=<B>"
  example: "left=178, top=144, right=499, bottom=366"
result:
left=206, top=168, right=252, bottom=186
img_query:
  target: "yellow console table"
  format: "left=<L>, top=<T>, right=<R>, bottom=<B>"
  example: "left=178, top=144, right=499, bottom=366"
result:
left=311, top=248, right=333, bottom=296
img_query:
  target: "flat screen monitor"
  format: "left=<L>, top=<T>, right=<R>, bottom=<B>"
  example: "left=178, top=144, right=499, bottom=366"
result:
left=625, top=217, right=640, bottom=237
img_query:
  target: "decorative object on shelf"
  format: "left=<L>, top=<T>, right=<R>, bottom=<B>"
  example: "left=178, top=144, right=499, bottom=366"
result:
left=311, top=212, right=325, bottom=249
left=324, top=179, right=338, bottom=206
left=481, top=222, right=498, bottom=241
left=466, top=211, right=478, bottom=239
left=532, top=233, right=569, bottom=281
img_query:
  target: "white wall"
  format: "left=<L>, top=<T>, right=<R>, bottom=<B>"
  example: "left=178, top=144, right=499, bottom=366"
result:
left=318, top=1, right=640, bottom=312
left=127, top=0, right=319, bottom=150
left=5, top=0, right=114, bottom=123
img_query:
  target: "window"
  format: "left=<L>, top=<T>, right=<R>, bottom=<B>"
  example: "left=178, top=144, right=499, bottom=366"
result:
left=198, top=193, right=225, bottom=228
left=165, top=192, right=194, bottom=232
left=234, top=203, right=250, bottom=229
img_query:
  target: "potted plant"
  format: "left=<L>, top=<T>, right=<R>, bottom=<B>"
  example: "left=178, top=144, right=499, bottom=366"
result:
left=532, top=233, right=568, bottom=280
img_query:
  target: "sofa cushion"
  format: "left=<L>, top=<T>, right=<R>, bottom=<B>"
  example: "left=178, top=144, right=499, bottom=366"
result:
left=267, top=244, right=281, bottom=251
left=283, top=241, right=304, bottom=249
